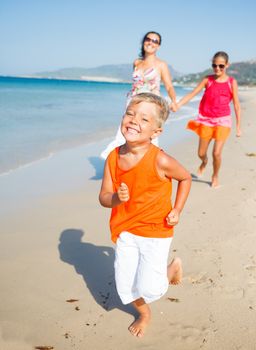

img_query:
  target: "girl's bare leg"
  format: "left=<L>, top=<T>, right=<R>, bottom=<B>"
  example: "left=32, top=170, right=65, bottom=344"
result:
left=212, top=140, right=225, bottom=187
left=129, top=298, right=151, bottom=337
left=197, top=138, right=211, bottom=176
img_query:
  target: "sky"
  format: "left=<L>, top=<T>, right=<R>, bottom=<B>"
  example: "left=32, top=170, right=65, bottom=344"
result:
left=1, top=0, right=256, bottom=76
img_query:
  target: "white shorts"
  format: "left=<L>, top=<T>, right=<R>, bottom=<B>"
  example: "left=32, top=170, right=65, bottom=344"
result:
left=114, top=231, right=172, bottom=305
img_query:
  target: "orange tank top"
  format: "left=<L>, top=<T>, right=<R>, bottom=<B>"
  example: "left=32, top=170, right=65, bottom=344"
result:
left=107, top=144, right=173, bottom=243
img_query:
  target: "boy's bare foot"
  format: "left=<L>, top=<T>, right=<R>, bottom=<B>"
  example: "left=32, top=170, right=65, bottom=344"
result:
left=197, top=159, right=208, bottom=178
left=128, top=314, right=151, bottom=338
left=211, top=176, right=220, bottom=188
left=168, top=257, right=183, bottom=285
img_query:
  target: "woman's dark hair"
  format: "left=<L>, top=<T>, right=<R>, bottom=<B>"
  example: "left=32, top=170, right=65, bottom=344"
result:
left=212, top=51, right=229, bottom=63
left=139, top=31, right=162, bottom=59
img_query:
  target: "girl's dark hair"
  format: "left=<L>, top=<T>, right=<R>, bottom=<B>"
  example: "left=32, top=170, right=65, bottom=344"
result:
left=139, top=31, right=162, bottom=59
left=212, top=51, right=229, bottom=63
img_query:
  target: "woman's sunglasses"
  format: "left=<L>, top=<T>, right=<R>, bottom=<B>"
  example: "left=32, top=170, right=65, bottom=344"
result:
left=212, top=63, right=226, bottom=69
left=144, top=37, right=160, bottom=45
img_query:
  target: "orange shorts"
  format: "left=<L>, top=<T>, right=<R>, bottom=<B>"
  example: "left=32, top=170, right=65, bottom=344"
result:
left=187, top=120, right=231, bottom=141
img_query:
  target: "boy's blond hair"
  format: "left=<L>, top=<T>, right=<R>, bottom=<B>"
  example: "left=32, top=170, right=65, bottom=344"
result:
left=127, top=93, right=170, bottom=127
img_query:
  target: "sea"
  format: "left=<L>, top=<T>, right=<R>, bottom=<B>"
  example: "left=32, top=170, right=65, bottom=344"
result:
left=0, top=76, right=200, bottom=176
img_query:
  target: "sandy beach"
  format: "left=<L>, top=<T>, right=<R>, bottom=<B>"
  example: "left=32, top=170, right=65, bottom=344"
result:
left=1, top=89, right=256, bottom=350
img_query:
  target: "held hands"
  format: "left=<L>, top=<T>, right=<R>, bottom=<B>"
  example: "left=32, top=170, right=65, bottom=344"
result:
left=117, top=182, right=130, bottom=202
left=166, top=208, right=180, bottom=226
left=169, top=102, right=178, bottom=112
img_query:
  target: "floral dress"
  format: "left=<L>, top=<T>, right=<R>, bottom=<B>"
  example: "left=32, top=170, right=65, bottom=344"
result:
left=100, top=66, right=161, bottom=159
left=127, top=66, right=161, bottom=103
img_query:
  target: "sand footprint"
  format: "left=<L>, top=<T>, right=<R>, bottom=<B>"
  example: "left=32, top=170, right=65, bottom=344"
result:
left=161, top=322, right=211, bottom=347
left=244, top=255, right=256, bottom=280
left=188, top=273, right=215, bottom=287
left=221, top=286, right=245, bottom=299
left=245, top=264, right=256, bottom=272
left=242, top=281, right=256, bottom=310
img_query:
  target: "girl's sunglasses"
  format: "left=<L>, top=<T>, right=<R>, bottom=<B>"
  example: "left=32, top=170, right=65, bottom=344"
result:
left=212, top=63, right=226, bottom=69
left=144, top=37, right=160, bottom=45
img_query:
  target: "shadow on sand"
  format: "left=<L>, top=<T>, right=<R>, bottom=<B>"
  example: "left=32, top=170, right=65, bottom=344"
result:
left=88, top=156, right=105, bottom=180
left=58, top=228, right=136, bottom=317
left=191, top=173, right=212, bottom=186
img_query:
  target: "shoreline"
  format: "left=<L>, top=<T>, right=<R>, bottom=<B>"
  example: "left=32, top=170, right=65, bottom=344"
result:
left=0, top=75, right=132, bottom=85
left=0, top=76, right=197, bottom=177
left=0, top=108, right=195, bottom=177
left=0, top=127, right=116, bottom=178
left=0, top=115, right=193, bottom=219
left=2, top=75, right=256, bottom=88
left=1, top=89, right=256, bottom=349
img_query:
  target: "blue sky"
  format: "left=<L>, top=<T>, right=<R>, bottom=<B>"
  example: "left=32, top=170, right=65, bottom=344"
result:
left=1, top=0, right=256, bottom=75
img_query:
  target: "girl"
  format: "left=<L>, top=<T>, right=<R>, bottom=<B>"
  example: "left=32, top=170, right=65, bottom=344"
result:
left=176, top=51, right=241, bottom=188
left=100, top=31, right=177, bottom=159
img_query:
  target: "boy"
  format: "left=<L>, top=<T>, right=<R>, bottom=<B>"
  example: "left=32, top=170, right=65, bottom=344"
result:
left=99, top=93, right=191, bottom=337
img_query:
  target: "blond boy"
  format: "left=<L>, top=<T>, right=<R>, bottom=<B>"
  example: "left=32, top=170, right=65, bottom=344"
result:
left=99, top=93, right=191, bottom=337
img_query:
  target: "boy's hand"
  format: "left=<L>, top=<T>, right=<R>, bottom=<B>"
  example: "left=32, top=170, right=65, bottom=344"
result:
left=117, top=182, right=130, bottom=202
left=166, top=208, right=180, bottom=226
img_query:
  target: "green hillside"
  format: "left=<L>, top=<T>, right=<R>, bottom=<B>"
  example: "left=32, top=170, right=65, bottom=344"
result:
left=175, top=60, right=256, bottom=86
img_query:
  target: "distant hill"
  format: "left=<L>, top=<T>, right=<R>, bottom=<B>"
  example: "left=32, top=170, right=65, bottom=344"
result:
left=29, top=60, right=256, bottom=86
left=31, top=64, right=182, bottom=82
left=175, top=60, right=256, bottom=86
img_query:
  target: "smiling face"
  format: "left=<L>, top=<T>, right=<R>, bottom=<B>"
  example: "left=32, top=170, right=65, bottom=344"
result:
left=121, top=101, right=162, bottom=144
left=211, top=56, right=229, bottom=78
left=143, top=33, right=161, bottom=55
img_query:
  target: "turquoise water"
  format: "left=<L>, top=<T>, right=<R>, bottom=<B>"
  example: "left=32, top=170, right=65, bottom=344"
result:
left=0, top=76, right=197, bottom=175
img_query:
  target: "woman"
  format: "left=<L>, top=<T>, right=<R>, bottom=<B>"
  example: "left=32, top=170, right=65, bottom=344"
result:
left=101, top=31, right=177, bottom=159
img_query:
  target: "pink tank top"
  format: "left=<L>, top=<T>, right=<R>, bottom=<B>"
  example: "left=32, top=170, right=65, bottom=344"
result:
left=199, top=75, right=233, bottom=118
